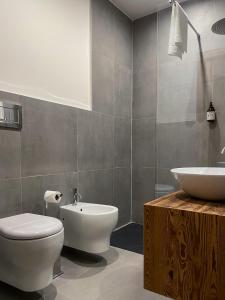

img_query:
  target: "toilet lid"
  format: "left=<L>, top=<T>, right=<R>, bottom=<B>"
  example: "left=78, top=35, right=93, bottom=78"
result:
left=0, top=213, right=63, bottom=240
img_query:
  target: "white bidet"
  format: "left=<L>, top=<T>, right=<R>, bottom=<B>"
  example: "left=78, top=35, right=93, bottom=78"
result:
left=60, top=203, right=118, bottom=253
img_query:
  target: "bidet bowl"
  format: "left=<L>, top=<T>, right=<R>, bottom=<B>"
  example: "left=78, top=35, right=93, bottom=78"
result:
left=60, top=203, right=118, bottom=253
left=171, top=167, right=225, bottom=201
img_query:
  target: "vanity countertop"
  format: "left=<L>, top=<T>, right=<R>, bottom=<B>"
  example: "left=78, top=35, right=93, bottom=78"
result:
left=145, top=190, right=225, bottom=216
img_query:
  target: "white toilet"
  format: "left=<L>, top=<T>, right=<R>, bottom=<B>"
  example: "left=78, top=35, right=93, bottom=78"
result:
left=60, top=203, right=118, bottom=254
left=0, top=213, right=64, bottom=292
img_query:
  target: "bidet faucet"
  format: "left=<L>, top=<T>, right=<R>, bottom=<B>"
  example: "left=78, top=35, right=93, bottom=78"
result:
left=73, top=188, right=82, bottom=205
left=221, top=147, right=225, bottom=155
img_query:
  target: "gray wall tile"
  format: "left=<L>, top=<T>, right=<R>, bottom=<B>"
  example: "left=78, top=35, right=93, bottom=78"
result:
left=22, top=173, right=78, bottom=215
left=21, top=97, right=77, bottom=177
left=0, top=0, right=132, bottom=227
left=92, top=0, right=115, bottom=60
left=0, top=129, right=21, bottom=179
left=133, top=13, right=157, bottom=73
left=92, top=52, right=115, bottom=115
left=157, top=118, right=209, bottom=169
left=114, top=117, right=131, bottom=168
left=113, top=168, right=131, bottom=227
left=156, top=168, right=179, bottom=192
left=114, top=9, right=133, bottom=68
left=132, top=118, right=156, bottom=168
left=132, top=167, right=155, bottom=224
left=78, top=110, right=114, bottom=171
left=133, top=67, right=157, bottom=119
left=208, top=110, right=225, bottom=166
left=0, top=179, right=21, bottom=218
left=114, top=63, right=132, bottom=118
left=78, top=169, right=113, bottom=205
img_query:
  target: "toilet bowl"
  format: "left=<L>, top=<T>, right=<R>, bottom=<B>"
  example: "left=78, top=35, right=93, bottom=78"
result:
left=60, top=203, right=118, bottom=254
left=0, top=213, right=64, bottom=292
left=155, top=184, right=175, bottom=198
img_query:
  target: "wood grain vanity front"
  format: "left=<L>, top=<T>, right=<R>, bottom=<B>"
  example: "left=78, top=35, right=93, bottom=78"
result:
left=144, top=191, right=225, bottom=300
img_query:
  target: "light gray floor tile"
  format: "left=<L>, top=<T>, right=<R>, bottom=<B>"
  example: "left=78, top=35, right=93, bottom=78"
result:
left=0, top=247, right=170, bottom=300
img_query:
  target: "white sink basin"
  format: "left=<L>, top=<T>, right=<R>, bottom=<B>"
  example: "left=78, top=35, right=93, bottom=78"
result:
left=171, top=167, right=225, bottom=201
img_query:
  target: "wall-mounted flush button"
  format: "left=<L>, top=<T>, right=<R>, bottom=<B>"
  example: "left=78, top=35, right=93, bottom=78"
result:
left=0, top=101, right=22, bottom=130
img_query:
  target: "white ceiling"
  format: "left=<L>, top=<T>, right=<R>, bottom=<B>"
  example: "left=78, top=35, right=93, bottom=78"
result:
left=109, top=0, right=187, bottom=20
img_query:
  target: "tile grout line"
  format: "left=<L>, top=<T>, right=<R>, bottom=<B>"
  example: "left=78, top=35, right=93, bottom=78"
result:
left=130, top=19, right=134, bottom=223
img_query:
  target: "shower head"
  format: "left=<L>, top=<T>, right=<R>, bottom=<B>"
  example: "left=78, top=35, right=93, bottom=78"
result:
left=212, top=18, right=225, bottom=35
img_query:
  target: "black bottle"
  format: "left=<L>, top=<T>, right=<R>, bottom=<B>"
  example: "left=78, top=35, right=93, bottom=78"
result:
left=207, top=101, right=216, bottom=122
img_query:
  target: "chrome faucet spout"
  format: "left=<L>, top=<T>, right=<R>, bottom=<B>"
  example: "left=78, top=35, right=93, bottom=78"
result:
left=221, top=147, right=225, bottom=155
left=73, top=188, right=82, bottom=205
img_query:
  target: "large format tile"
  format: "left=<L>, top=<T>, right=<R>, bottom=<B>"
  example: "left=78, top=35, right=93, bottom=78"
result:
left=114, top=9, right=133, bottom=68
left=0, top=129, right=21, bottom=179
left=157, top=118, right=209, bottom=169
left=21, top=97, right=77, bottom=177
left=92, top=52, right=115, bottom=115
left=113, top=168, right=131, bottom=227
left=133, top=67, right=157, bottom=119
left=114, top=64, right=132, bottom=118
left=132, top=118, right=156, bottom=168
left=78, top=169, right=113, bottom=205
left=132, top=167, right=156, bottom=224
left=0, top=179, right=21, bottom=218
left=92, top=0, right=116, bottom=60
left=21, top=173, right=78, bottom=215
left=77, top=110, right=114, bottom=171
left=56, top=247, right=170, bottom=300
left=0, top=247, right=170, bottom=300
left=133, top=13, right=157, bottom=74
left=114, top=117, right=131, bottom=168
left=208, top=110, right=225, bottom=166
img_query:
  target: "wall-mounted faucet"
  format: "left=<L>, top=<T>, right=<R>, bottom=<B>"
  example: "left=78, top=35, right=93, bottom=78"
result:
left=221, top=147, right=225, bottom=155
left=73, top=188, right=82, bottom=205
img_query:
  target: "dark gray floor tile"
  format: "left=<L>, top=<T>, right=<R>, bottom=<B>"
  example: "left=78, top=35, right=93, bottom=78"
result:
left=77, top=110, right=114, bottom=171
left=21, top=97, right=77, bottom=177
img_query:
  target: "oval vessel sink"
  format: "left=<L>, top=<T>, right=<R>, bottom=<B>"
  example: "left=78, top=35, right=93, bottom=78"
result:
left=171, top=167, right=225, bottom=201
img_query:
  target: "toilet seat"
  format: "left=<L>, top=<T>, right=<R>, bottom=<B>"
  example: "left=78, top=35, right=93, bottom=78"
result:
left=0, top=213, right=63, bottom=240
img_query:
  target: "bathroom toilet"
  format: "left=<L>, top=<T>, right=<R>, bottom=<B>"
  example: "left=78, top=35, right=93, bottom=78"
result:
left=0, top=213, right=64, bottom=292
left=155, top=184, right=175, bottom=198
left=60, top=203, right=118, bottom=254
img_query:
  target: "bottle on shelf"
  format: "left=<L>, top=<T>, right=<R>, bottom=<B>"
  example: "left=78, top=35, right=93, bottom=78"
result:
left=207, top=101, right=216, bottom=122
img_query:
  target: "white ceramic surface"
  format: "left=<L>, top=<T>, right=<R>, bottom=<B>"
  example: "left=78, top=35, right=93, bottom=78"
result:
left=171, top=167, right=225, bottom=201
left=0, top=214, right=64, bottom=292
left=60, top=203, right=118, bottom=254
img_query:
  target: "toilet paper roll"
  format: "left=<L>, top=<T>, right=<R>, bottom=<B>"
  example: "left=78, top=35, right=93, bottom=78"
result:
left=44, top=190, right=63, bottom=208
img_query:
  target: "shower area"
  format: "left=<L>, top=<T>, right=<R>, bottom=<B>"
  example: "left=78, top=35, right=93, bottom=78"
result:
left=132, top=0, right=225, bottom=224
